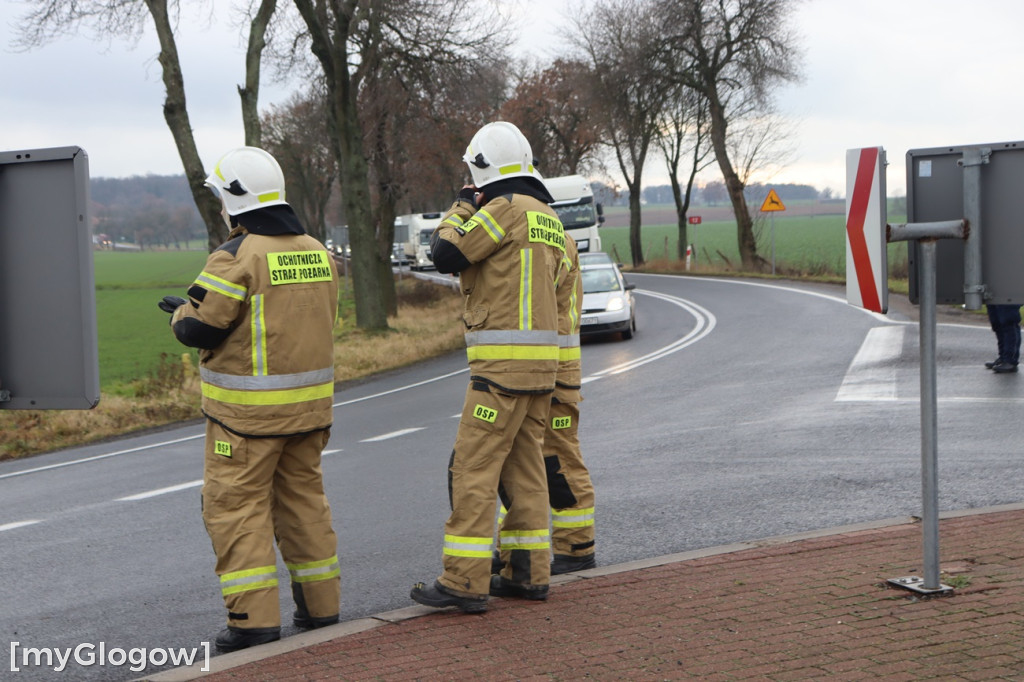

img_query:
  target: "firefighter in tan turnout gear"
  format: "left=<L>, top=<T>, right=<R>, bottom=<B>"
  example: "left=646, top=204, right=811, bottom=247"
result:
left=159, top=147, right=341, bottom=652
left=410, top=121, right=565, bottom=612
left=497, top=233, right=597, bottom=574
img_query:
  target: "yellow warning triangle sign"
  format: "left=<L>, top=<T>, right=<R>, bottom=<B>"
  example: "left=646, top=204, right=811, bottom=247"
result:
left=760, top=188, right=786, bottom=212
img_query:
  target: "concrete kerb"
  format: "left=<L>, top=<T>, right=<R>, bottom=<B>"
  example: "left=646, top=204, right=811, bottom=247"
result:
left=139, top=501, right=1024, bottom=681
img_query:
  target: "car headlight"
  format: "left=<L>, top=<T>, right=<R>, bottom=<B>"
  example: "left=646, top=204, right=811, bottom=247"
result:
left=605, top=296, right=625, bottom=312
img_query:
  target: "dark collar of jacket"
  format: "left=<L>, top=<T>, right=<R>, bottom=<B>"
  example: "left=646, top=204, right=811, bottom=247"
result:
left=483, top=176, right=555, bottom=205
left=229, top=205, right=307, bottom=237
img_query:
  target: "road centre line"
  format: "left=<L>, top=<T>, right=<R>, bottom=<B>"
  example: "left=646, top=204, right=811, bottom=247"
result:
left=118, top=479, right=203, bottom=501
left=587, top=290, right=716, bottom=380
left=0, top=520, right=43, bottom=532
left=0, top=434, right=204, bottom=482
left=360, top=427, right=426, bottom=442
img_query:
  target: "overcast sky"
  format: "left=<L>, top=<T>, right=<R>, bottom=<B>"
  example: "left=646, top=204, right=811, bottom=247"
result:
left=3, top=0, right=1024, bottom=198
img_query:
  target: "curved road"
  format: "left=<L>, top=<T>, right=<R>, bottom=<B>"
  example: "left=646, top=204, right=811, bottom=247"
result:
left=2, top=274, right=1021, bottom=679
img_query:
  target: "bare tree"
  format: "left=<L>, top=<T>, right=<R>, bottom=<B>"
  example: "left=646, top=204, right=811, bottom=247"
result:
left=261, top=87, right=337, bottom=244
left=239, top=0, right=278, bottom=146
left=291, top=0, right=510, bottom=331
left=656, top=85, right=715, bottom=260
left=655, top=0, right=803, bottom=270
left=13, top=1, right=284, bottom=252
left=577, top=0, right=668, bottom=267
left=500, top=59, right=602, bottom=177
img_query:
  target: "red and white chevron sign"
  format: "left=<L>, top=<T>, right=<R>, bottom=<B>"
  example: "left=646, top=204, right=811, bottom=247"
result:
left=845, top=147, right=888, bottom=314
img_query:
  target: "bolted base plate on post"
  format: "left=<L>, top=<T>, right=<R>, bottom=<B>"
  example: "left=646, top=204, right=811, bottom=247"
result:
left=887, top=575, right=954, bottom=596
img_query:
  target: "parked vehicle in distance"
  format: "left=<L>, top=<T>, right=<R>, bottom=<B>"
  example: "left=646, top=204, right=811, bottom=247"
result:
left=395, top=212, right=442, bottom=270
left=579, top=262, right=636, bottom=340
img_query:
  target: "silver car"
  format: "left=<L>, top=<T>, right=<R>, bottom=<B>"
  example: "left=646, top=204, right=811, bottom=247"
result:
left=579, top=262, right=637, bottom=340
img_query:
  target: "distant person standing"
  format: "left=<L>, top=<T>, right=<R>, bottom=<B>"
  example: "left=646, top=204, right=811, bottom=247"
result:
left=985, top=303, right=1021, bottom=373
left=160, top=147, right=341, bottom=651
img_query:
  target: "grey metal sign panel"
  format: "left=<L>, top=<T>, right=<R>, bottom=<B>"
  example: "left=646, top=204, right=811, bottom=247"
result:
left=0, top=146, right=99, bottom=409
left=908, top=141, right=1024, bottom=305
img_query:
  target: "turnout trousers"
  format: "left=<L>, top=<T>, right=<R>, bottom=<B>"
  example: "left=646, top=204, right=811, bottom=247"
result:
left=202, top=422, right=340, bottom=630
left=439, top=382, right=552, bottom=597
left=542, top=400, right=596, bottom=558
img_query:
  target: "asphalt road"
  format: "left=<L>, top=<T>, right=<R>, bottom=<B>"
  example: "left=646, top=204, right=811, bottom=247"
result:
left=2, top=274, right=1020, bottom=680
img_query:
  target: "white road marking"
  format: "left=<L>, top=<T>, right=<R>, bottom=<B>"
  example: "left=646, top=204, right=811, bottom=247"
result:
left=0, top=434, right=204, bottom=481
left=0, top=520, right=42, bottom=532
left=322, top=448, right=343, bottom=457
left=836, top=326, right=906, bottom=402
left=118, top=480, right=203, bottom=501
left=360, top=427, right=426, bottom=442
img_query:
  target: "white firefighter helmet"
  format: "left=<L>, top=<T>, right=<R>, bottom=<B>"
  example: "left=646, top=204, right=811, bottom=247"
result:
left=205, top=146, right=287, bottom=216
left=462, top=121, right=538, bottom=188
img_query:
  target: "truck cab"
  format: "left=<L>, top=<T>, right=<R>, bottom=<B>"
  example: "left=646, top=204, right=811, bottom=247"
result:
left=395, top=212, right=442, bottom=270
left=542, top=174, right=604, bottom=253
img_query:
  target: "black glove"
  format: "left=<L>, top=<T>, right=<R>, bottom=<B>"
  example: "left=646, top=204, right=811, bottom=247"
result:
left=457, top=186, right=478, bottom=205
left=158, top=295, right=187, bottom=314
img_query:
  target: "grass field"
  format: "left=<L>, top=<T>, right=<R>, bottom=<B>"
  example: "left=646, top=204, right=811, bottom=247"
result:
left=597, top=204, right=909, bottom=277
left=93, top=250, right=208, bottom=391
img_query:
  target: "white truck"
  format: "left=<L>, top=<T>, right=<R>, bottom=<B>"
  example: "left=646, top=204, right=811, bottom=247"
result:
left=542, top=174, right=604, bottom=253
left=395, top=212, right=442, bottom=270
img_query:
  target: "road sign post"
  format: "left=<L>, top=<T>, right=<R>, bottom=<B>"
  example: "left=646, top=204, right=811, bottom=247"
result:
left=759, top=189, right=785, bottom=275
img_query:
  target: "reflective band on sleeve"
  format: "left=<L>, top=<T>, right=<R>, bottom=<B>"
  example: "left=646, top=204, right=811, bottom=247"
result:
left=266, top=251, right=333, bottom=285
left=464, top=210, right=505, bottom=244
left=498, top=528, right=550, bottom=551
left=220, top=565, right=279, bottom=596
left=520, top=249, right=532, bottom=330
left=559, top=333, right=581, bottom=361
left=251, top=294, right=267, bottom=376
left=286, top=555, right=340, bottom=583
left=526, top=212, right=566, bottom=252
left=443, top=215, right=465, bottom=229
left=443, top=534, right=493, bottom=558
left=552, top=507, right=595, bottom=529
left=195, top=271, right=247, bottom=302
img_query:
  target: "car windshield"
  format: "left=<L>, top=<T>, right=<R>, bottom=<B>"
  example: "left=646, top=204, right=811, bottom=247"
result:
left=581, top=268, right=622, bottom=294
left=579, top=252, right=614, bottom=266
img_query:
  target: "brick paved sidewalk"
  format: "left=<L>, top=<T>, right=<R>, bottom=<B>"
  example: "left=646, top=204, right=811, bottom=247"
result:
left=150, top=506, right=1024, bottom=681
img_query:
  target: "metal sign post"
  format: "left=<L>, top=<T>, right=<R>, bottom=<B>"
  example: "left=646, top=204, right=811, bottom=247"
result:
left=886, top=220, right=964, bottom=596
left=760, top=189, right=785, bottom=275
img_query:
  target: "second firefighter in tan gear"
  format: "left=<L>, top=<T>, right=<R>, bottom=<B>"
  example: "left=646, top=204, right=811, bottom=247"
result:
left=498, top=235, right=597, bottom=575
left=411, top=121, right=564, bottom=612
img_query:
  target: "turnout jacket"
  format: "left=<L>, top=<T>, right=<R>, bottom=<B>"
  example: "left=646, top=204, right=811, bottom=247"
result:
left=431, top=188, right=566, bottom=394
left=554, top=235, right=582, bottom=403
left=171, top=206, right=338, bottom=437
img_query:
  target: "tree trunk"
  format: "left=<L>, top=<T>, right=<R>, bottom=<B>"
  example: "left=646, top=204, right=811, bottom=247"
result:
left=238, top=0, right=277, bottom=147
left=627, top=180, right=644, bottom=267
left=145, top=0, right=226, bottom=251
left=707, top=94, right=759, bottom=270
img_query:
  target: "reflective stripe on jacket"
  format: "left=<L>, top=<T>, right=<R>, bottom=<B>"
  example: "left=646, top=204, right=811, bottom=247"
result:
left=554, top=236, right=582, bottom=402
left=172, top=228, right=338, bottom=436
left=433, top=194, right=565, bottom=393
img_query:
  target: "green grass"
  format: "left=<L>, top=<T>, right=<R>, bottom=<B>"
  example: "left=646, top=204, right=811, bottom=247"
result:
left=94, top=250, right=208, bottom=391
left=598, top=206, right=909, bottom=277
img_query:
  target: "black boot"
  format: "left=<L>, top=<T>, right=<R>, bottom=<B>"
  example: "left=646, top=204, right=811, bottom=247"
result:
left=293, top=610, right=340, bottom=630
left=551, top=553, right=597, bottom=575
left=214, top=626, right=280, bottom=652
left=491, top=550, right=504, bottom=575
left=489, top=575, right=549, bottom=601
left=410, top=580, right=488, bottom=613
